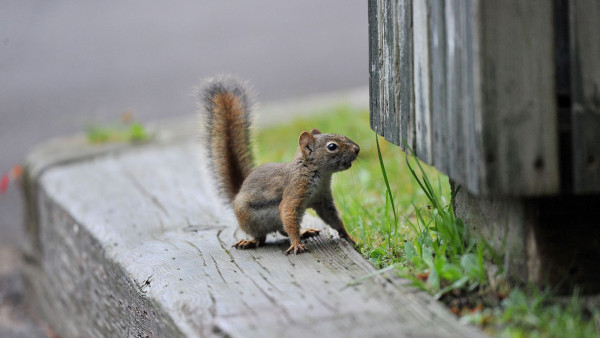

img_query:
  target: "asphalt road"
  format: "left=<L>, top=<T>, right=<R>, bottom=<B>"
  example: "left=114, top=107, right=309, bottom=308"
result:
left=0, top=1, right=368, bottom=247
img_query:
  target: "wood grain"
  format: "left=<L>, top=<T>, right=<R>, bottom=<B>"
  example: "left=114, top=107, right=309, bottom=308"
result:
left=444, top=0, right=465, bottom=186
left=368, top=0, right=382, bottom=136
left=381, top=0, right=401, bottom=145
left=570, top=0, right=600, bottom=193
left=397, top=0, right=415, bottom=150
left=24, top=135, right=484, bottom=337
left=413, top=0, right=433, bottom=163
left=461, top=0, right=482, bottom=194
left=429, top=0, right=448, bottom=175
left=478, top=0, right=559, bottom=195
left=369, top=0, right=415, bottom=150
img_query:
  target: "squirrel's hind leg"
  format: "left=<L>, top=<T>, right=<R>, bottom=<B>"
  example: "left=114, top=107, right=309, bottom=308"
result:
left=279, top=228, right=321, bottom=239
left=232, top=236, right=266, bottom=250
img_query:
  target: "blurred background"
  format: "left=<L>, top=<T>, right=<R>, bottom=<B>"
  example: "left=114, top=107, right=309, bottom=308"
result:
left=0, top=1, right=368, bottom=250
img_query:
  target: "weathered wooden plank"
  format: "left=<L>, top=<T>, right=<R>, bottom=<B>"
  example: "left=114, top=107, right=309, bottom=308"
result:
left=396, top=0, right=415, bottom=150
left=413, top=0, right=433, bottom=163
left=554, top=0, right=573, bottom=193
left=443, top=0, right=482, bottom=193
left=461, top=0, right=483, bottom=194
left=445, top=0, right=466, bottom=186
left=479, top=0, right=559, bottom=196
left=429, top=0, right=448, bottom=174
left=368, top=0, right=382, bottom=135
left=382, top=0, right=400, bottom=145
left=570, top=0, right=600, bottom=193
left=369, top=0, right=414, bottom=150
left=24, top=131, right=484, bottom=337
left=370, top=0, right=395, bottom=141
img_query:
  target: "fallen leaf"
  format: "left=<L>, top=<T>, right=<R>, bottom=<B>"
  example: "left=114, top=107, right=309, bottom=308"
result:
left=450, top=306, right=459, bottom=315
left=416, top=272, right=429, bottom=281
left=470, top=304, right=483, bottom=313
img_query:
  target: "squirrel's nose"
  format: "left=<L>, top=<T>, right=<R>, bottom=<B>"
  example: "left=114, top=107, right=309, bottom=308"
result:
left=354, top=145, right=360, bottom=155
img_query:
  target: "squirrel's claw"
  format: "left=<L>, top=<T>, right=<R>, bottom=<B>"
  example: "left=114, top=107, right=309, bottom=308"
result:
left=300, top=228, right=321, bottom=240
left=232, top=239, right=261, bottom=249
left=285, top=243, right=307, bottom=255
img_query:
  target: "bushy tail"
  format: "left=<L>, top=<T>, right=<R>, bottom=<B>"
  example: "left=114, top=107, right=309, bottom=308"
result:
left=197, top=75, right=254, bottom=205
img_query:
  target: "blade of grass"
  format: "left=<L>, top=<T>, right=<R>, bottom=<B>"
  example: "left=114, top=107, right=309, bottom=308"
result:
left=345, top=263, right=399, bottom=287
left=376, top=133, right=398, bottom=230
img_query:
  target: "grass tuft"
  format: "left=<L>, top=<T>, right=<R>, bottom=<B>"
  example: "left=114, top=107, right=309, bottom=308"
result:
left=86, top=113, right=149, bottom=144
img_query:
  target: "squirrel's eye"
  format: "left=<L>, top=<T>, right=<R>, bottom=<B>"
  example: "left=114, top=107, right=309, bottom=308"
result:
left=327, top=143, right=338, bottom=151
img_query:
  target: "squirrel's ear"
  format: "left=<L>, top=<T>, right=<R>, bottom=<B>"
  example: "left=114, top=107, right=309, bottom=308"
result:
left=299, top=131, right=315, bottom=156
left=310, top=129, right=321, bottom=135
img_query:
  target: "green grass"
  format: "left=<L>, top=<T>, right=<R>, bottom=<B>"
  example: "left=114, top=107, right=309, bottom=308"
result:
left=255, top=105, right=600, bottom=337
left=464, top=288, right=600, bottom=337
left=86, top=115, right=149, bottom=144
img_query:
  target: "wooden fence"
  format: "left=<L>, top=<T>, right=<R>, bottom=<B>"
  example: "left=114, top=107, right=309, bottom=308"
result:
left=369, top=0, right=600, bottom=197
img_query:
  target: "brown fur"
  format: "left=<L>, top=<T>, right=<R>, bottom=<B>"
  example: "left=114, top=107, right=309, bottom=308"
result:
left=198, top=76, right=360, bottom=255
left=198, top=75, right=254, bottom=206
left=211, top=93, right=251, bottom=200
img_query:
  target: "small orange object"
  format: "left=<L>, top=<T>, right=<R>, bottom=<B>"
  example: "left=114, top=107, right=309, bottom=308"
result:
left=121, top=111, right=133, bottom=123
left=11, top=165, right=23, bottom=179
left=470, top=304, right=483, bottom=314
left=0, top=165, right=24, bottom=194
left=1, top=174, right=8, bottom=194
left=416, top=272, right=429, bottom=281
left=450, top=306, right=460, bottom=315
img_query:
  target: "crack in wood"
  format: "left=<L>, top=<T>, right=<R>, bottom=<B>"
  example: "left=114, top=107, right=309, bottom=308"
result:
left=183, top=225, right=227, bottom=233
left=140, top=275, right=153, bottom=293
left=184, top=240, right=207, bottom=267
left=208, top=290, right=217, bottom=318
left=121, top=164, right=170, bottom=217
left=256, top=271, right=280, bottom=293
left=216, top=233, right=296, bottom=324
left=249, top=253, right=270, bottom=274
left=210, top=255, right=228, bottom=285
left=243, top=274, right=295, bottom=325
left=216, top=230, right=245, bottom=274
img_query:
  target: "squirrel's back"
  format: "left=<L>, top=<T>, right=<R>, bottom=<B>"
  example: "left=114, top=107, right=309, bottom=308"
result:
left=197, top=75, right=254, bottom=205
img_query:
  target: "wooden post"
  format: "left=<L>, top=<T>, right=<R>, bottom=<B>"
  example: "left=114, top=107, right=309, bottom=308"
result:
left=369, top=0, right=600, bottom=292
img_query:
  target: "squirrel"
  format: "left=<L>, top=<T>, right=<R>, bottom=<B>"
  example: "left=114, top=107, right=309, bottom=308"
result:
left=197, top=75, right=359, bottom=255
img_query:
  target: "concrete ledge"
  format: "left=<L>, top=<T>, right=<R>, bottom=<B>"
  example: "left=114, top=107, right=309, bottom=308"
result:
left=23, top=107, right=483, bottom=337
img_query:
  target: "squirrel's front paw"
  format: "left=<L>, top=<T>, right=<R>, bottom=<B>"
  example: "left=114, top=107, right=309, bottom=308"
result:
left=285, top=243, right=307, bottom=255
